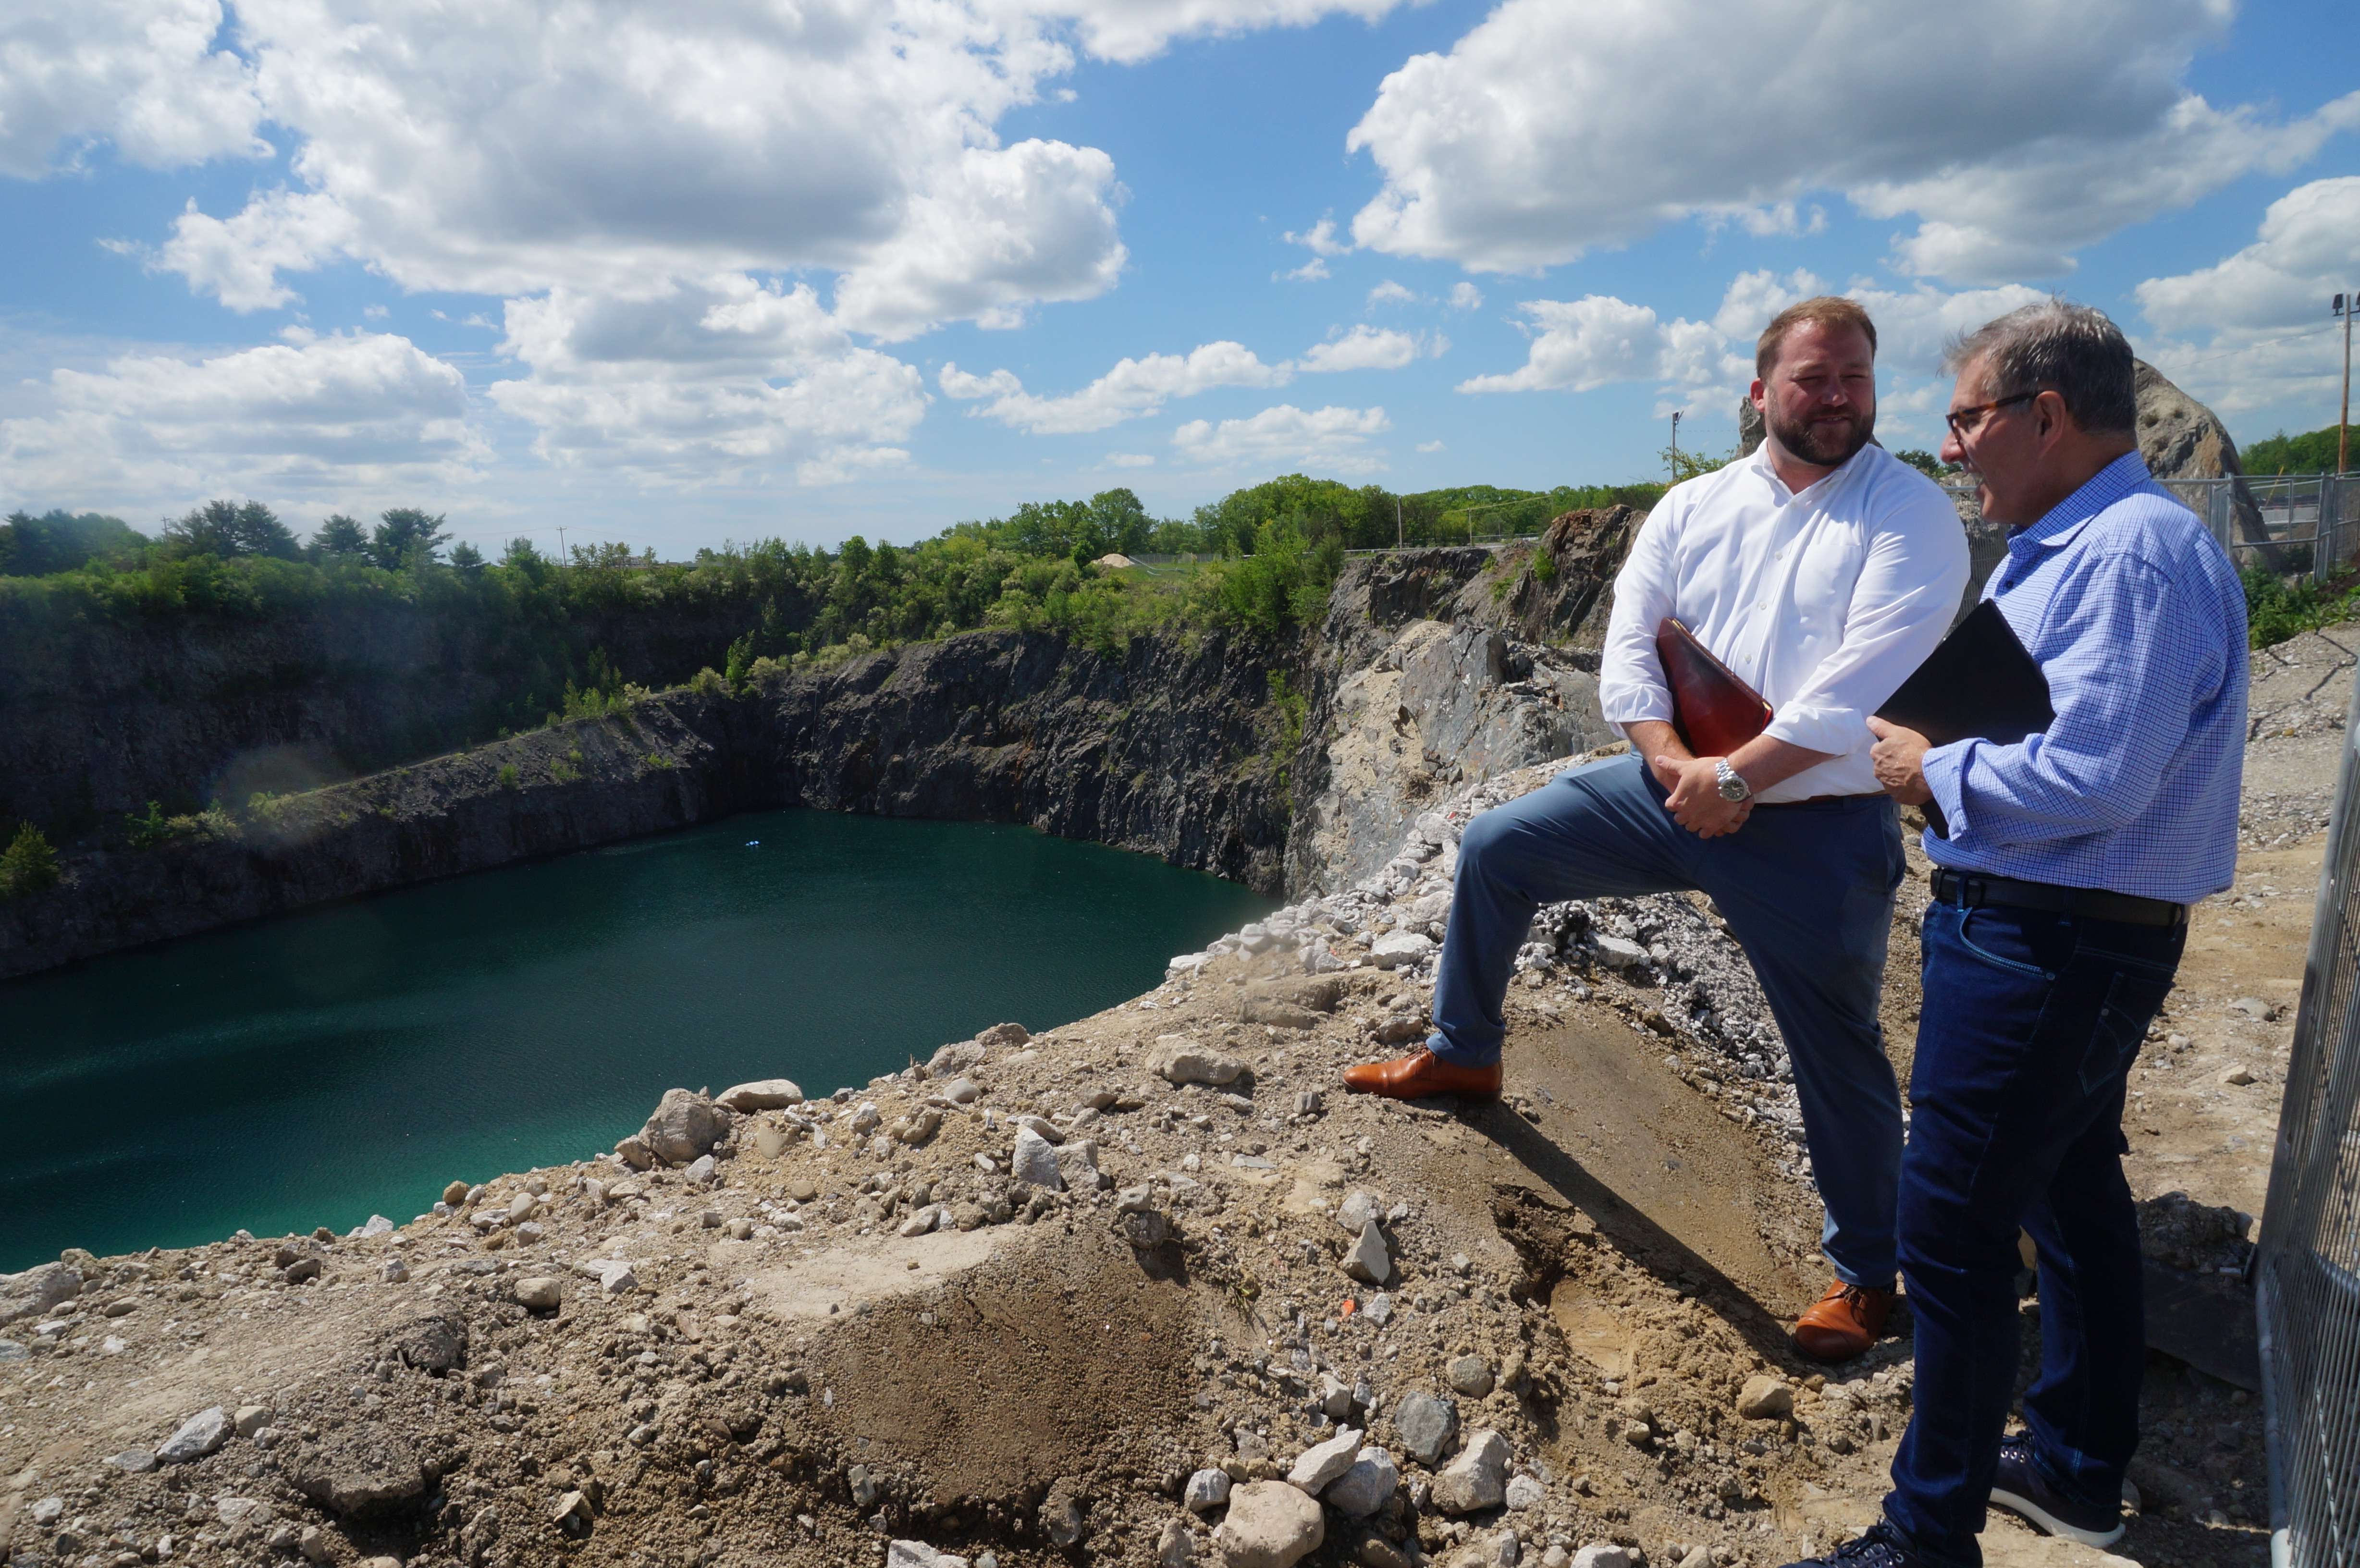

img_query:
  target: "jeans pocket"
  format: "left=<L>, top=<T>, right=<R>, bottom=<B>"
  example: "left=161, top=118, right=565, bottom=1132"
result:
left=1953, top=906, right=2060, bottom=980
left=2079, top=967, right=2176, bottom=1095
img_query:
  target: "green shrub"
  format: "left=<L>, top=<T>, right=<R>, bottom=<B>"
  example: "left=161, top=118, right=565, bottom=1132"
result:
left=496, top=763, right=520, bottom=789
left=0, top=822, right=60, bottom=897
left=124, top=801, right=236, bottom=850
left=2244, top=566, right=2360, bottom=649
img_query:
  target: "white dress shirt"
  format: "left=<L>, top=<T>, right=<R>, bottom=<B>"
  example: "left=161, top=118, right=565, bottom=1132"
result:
left=1598, top=441, right=1970, bottom=802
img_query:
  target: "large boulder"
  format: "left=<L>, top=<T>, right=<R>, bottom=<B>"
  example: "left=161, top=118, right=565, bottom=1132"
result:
left=640, top=1088, right=727, bottom=1165
left=0, top=1262, right=81, bottom=1325
left=1213, top=1481, right=1325, bottom=1568
left=2134, top=360, right=2285, bottom=569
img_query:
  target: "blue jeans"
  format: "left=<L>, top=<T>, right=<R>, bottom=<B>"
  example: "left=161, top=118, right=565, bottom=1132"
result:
left=1429, top=755, right=1907, bottom=1287
left=1882, top=900, right=2184, bottom=1568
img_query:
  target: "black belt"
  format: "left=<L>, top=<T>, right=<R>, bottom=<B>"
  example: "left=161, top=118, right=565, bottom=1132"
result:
left=1930, top=867, right=2187, bottom=929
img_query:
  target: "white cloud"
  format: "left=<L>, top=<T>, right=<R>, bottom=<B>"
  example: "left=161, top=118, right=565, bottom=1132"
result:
left=1366, top=281, right=1419, bottom=308
left=0, top=332, right=487, bottom=509
left=1459, top=296, right=1721, bottom=394
left=1101, top=451, right=1155, bottom=467
left=1285, top=217, right=1350, bottom=257
left=1048, top=0, right=1410, bottom=65
left=1278, top=257, right=1331, bottom=282
left=0, top=0, right=266, bottom=177
left=484, top=278, right=927, bottom=484
left=1345, top=0, right=2360, bottom=282
left=1298, top=324, right=1440, bottom=373
left=1447, top=281, right=1483, bottom=311
left=940, top=340, right=1289, bottom=433
left=1172, top=403, right=1390, bottom=473
left=1415, top=439, right=1444, bottom=452
left=2134, top=176, right=2360, bottom=418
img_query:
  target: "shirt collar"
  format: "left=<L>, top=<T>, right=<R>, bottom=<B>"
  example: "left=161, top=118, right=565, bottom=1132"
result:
left=1746, top=436, right=1870, bottom=504
left=2006, top=451, right=2153, bottom=553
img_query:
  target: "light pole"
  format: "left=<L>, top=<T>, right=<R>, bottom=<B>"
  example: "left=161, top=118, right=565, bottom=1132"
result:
left=1670, top=410, right=1683, bottom=482
left=2336, top=291, right=2353, bottom=476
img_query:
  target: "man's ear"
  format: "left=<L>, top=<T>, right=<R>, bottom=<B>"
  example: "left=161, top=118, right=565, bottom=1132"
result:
left=2033, top=389, right=2071, bottom=452
left=1748, top=378, right=1767, bottom=410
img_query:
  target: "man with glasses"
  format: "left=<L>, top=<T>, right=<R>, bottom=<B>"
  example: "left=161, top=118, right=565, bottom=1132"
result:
left=1801, top=301, right=2247, bottom=1568
left=1342, top=296, right=1969, bottom=1363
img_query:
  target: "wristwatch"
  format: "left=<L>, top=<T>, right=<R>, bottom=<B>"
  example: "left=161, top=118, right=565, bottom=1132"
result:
left=1714, top=759, right=1753, bottom=802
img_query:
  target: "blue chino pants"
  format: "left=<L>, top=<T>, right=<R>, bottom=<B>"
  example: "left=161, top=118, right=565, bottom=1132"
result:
left=1427, top=754, right=1908, bottom=1287
left=1881, top=900, right=2183, bottom=1568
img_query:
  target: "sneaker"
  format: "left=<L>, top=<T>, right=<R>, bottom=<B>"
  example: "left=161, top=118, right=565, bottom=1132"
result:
left=1988, top=1433, right=2125, bottom=1548
left=1775, top=1519, right=1925, bottom=1568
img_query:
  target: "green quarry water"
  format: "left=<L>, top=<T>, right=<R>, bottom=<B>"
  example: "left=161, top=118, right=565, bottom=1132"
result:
left=0, top=809, right=1272, bottom=1273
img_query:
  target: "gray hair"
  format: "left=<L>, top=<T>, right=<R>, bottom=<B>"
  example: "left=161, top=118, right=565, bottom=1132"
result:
left=1942, top=298, right=2137, bottom=437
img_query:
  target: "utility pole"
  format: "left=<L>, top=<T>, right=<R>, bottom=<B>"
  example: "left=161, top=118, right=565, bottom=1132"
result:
left=556, top=525, right=567, bottom=564
left=1396, top=494, right=1403, bottom=551
left=2337, top=291, right=2353, bottom=475
left=1669, top=410, right=1682, bottom=482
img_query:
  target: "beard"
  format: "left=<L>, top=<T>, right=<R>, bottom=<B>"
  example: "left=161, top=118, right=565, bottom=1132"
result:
left=1767, top=402, right=1875, bottom=467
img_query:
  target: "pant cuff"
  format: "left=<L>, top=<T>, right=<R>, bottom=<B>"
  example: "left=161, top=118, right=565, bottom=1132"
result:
left=1425, top=1031, right=1499, bottom=1068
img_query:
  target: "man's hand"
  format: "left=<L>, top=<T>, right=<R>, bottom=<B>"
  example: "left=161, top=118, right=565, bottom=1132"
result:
left=1867, top=716, right=1933, bottom=806
left=1626, top=720, right=1692, bottom=792
left=1656, top=754, right=1753, bottom=838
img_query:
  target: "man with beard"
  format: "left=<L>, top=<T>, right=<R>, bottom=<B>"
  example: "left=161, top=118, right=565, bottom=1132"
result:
left=1341, top=297, right=1968, bottom=1362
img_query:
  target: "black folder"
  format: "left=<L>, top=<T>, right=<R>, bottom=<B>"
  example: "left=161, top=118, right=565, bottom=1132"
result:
left=1874, top=601, right=2053, bottom=836
left=1876, top=600, right=2053, bottom=748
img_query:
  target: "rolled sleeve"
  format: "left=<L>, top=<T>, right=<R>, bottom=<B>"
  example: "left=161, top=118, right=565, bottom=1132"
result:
left=1598, top=502, right=1682, bottom=733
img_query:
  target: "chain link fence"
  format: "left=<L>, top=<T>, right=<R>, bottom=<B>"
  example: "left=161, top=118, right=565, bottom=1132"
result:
left=2259, top=651, right=2360, bottom=1568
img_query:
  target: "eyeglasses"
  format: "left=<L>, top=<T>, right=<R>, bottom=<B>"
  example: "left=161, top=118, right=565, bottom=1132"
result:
left=1943, top=391, right=2037, bottom=441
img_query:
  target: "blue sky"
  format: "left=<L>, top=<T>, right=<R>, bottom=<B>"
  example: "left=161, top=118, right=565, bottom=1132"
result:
left=2, top=0, right=2356, bottom=558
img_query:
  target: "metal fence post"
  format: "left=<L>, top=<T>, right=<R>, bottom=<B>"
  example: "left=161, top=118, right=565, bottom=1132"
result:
left=2258, top=656, right=2360, bottom=1568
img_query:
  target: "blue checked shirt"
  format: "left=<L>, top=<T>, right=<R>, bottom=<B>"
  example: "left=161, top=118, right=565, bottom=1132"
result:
left=1920, top=452, right=2248, bottom=905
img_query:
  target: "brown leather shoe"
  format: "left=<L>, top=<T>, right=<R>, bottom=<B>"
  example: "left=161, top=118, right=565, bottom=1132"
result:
left=1340, top=1049, right=1503, bottom=1101
left=1793, top=1279, right=1895, bottom=1362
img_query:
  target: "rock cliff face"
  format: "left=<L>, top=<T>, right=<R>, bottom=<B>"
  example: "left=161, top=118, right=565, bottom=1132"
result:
left=0, top=628, right=1294, bottom=982
left=0, top=588, right=782, bottom=842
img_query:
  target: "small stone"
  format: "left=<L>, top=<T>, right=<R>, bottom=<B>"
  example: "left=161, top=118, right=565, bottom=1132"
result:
left=381, top=1259, right=409, bottom=1283
left=1186, top=1467, right=1233, bottom=1512
left=1593, top=935, right=1650, bottom=972
left=217, top=1496, right=273, bottom=1531
left=552, top=1490, right=594, bottom=1531
left=1342, top=1220, right=1391, bottom=1285
left=1572, top=1546, right=1633, bottom=1568
left=727, top=1217, right=755, bottom=1240
left=1151, top=1040, right=1249, bottom=1086
left=514, top=1276, right=564, bottom=1311
left=158, top=1406, right=233, bottom=1463
left=753, top=1125, right=794, bottom=1157
left=942, top=1077, right=983, bottom=1105
left=788, top=1177, right=821, bottom=1202
left=1736, top=1374, right=1793, bottom=1420
left=507, top=1190, right=538, bottom=1222
left=1394, top=1392, right=1459, bottom=1466
left=30, top=1496, right=64, bottom=1526
left=899, top=1204, right=947, bottom=1237
left=1324, top=1447, right=1400, bottom=1518
left=1012, top=1126, right=1064, bottom=1189
left=1213, top=1480, right=1326, bottom=1568
left=1156, top=1517, right=1196, bottom=1568
left=2220, top=1066, right=2257, bottom=1086
left=1336, top=1190, right=1381, bottom=1233
left=286, top=1423, right=429, bottom=1515
left=1053, top=1139, right=1101, bottom=1189
left=1448, top=1355, right=1495, bottom=1397
left=717, top=1078, right=803, bottom=1112
left=1503, top=1475, right=1545, bottom=1511
left=2229, top=996, right=2273, bottom=1020
left=442, top=1180, right=469, bottom=1206
left=599, top=1262, right=639, bottom=1294
left=1432, top=1429, right=1511, bottom=1514
left=615, top=1133, right=656, bottom=1170
left=1371, top=932, right=1436, bottom=969
left=975, top=1021, right=1031, bottom=1049
left=1678, top=1548, right=1713, bottom=1568
left=1289, top=1425, right=1363, bottom=1494
left=1363, top=1293, right=1394, bottom=1327
left=105, top=1447, right=158, bottom=1472
left=1123, top=1208, right=1172, bottom=1248
left=283, top=1256, right=323, bottom=1285
left=1318, top=1372, right=1354, bottom=1421
left=683, top=1154, right=718, bottom=1185
left=886, top=1543, right=971, bottom=1568
left=234, top=1404, right=271, bottom=1437
left=299, top=1525, right=333, bottom=1563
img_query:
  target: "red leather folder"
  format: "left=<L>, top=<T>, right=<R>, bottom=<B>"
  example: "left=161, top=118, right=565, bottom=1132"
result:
left=1655, top=618, right=1773, bottom=758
